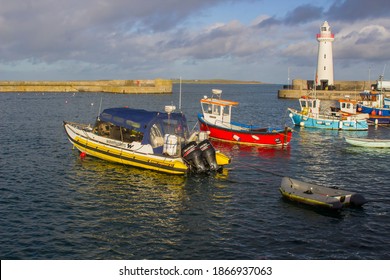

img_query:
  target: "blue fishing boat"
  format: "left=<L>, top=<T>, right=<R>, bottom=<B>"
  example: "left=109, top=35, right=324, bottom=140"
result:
left=288, top=96, right=368, bottom=130
left=357, top=90, right=390, bottom=125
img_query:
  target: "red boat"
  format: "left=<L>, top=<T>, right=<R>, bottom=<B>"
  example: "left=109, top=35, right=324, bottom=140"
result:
left=197, top=89, right=292, bottom=146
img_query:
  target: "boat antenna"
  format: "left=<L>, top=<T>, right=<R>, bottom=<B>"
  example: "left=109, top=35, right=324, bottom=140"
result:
left=179, top=76, right=182, bottom=111
left=313, top=70, right=317, bottom=98
left=97, top=96, right=103, bottom=120
left=380, top=64, right=387, bottom=92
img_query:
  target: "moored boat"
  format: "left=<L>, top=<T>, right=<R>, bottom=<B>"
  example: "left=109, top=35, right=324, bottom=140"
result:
left=344, top=137, right=390, bottom=148
left=64, top=106, right=230, bottom=175
left=279, top=177, right=367, bottom=210
left=198, top=89, right=292, bottom=146
left=288, top=96, right=368, bottom=130
left=357, top=90, right=390, bottom=125
left=331, top=98, right=369, bottom=119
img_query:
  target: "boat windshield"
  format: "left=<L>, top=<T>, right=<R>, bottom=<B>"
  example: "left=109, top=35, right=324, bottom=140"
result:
left=94, top=120, right=144, bottom=142
left=300, top=99, right=317, bottom=108
left=147, top=114, right=189, bottom=148
left=96, top=107, right=189, bottom=146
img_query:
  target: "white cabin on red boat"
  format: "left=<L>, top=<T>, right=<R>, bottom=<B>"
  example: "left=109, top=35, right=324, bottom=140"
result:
left=200, top=89, right=239, bottom=128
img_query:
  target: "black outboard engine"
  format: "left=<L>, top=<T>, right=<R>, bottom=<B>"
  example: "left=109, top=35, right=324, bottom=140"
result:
left=198, top=139, right=219, bottom=171
left=349, top=193, right=368, bottom=207
left=181, top=141, right=207, bottom=173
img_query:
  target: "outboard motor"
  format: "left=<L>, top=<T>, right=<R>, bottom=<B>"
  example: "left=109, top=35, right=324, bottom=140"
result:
left=198, top=139, right=219, bottom=171
left=181, top=141, right=207, bottom=173
left=349, top=193, right=367, bottom=207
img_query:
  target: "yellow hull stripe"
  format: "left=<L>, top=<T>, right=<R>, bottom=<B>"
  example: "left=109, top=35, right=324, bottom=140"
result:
left=280, top=189, right=334, bottom=208
left=72, top=135, right=188, bottom=175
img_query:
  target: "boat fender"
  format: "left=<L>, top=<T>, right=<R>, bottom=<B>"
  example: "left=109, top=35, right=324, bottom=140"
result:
left=349, top=194, right=367, bottom=207
left=181, top=141, right=207, bottom=173
left=198, top=139, right=218, bottom=171
left=233, top=135, right=240, bottom=141
left=198, top=131, right=209, bottom=141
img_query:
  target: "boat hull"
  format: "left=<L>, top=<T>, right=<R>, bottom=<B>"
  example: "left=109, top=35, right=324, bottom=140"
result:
left=367, top=116, right=390, bottom=125
left=64, top=122, right=190, bottom=175
left=288, top=108, right=368, bottom=130
left=64, top=122, right=230, bottom=175
left=279, top=177, right=367, bottom=210
left=198, top=115, right=292, bottom=146
left=345, top=137, right=390, bottom=148
left=359, top=104, right=390, bottom=116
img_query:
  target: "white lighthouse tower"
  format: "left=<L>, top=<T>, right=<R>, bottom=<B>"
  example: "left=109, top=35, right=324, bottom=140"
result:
left=316, top=21, right=334, bottom=89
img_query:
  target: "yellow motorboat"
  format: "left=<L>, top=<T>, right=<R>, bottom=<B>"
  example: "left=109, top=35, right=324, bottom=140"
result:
left=64, top=106, right=230, bottom=175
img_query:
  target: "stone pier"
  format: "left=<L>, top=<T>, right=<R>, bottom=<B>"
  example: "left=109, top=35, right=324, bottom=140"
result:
left=0, top=79, right=172, bottom=94
left=277, top=79, right=387, bottom=100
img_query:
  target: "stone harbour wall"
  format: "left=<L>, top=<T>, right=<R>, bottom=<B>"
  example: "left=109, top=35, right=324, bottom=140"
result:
left=0, top=79, right=172, bottom=94
left=278, top=79, right=388, bottom=100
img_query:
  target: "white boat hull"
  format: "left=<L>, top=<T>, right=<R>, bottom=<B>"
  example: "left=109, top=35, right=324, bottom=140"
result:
left=345, top=137, right=390, bottom=148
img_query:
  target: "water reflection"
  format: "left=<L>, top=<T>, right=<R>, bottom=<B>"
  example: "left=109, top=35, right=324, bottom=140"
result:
left=210, top=139, right=291, bottom=159
left=63, top=151, right=237, bottom=259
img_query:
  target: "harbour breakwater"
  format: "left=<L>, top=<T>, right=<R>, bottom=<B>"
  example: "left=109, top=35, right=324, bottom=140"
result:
left=0, top=79, right=172, bottom=94
left=278, top=79, right=389, bottom=100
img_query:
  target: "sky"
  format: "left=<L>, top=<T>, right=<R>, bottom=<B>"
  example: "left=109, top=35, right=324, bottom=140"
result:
left=1, top=0, right=390, bottom=84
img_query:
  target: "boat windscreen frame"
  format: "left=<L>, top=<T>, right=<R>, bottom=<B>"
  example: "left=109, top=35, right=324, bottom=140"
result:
left=98, top=107, right=190, bottom=146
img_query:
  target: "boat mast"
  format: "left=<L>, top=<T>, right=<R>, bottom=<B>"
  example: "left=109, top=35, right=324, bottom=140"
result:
left=97, top=96, right=103, bottom=120
left=179, top=76, right=182, bottom=111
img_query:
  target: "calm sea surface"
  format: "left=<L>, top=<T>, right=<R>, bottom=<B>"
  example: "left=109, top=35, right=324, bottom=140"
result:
left=1, top=84, right=389, bottom=260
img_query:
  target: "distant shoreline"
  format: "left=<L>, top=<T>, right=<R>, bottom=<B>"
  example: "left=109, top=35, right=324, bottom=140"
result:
left=172, top=79, right=264, bottom=84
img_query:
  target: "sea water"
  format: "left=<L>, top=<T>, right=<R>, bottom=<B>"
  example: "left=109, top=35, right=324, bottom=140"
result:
left=1, top=84, right=389, bottom=259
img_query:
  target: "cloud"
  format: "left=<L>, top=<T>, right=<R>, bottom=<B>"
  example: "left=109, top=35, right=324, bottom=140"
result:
left=284, top=4, right=324, bottom=24
left=334, top=19, right=390, bottom=62
left=326, top=0, right=390, bottom=21
left=1, top=0, right=390, bottom=82
left=0, top=0, right=244, bottom=62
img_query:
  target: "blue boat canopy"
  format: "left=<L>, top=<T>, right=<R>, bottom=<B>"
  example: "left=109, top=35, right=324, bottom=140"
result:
left=100, top=108, right=158, bottom=132
left=98, top=107, right=189, bottom=146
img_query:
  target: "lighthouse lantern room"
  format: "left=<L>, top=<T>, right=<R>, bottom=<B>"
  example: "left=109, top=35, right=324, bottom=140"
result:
left=316, top=21, right=334, bottom=89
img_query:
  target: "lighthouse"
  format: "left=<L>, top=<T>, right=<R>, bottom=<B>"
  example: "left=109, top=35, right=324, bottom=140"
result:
left=316, top=21, right=334, bottom=89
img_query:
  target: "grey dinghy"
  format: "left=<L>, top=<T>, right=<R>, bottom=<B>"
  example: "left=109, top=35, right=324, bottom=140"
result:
left=280, top=177, right=367, bottom=210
